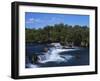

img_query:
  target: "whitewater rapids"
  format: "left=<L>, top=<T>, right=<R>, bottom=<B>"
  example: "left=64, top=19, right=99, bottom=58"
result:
left=38, top=47, right=76, bottom=63
left=26, top=43, right=79, bottom=68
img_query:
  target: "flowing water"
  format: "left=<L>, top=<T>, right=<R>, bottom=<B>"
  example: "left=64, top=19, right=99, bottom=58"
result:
left=25, top=43, right=89, bottom=68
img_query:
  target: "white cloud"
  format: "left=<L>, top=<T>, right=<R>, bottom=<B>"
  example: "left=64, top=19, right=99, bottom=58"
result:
left=26, top=18, right=41, bottom=24
left=26, top=17, right=61, bottom=24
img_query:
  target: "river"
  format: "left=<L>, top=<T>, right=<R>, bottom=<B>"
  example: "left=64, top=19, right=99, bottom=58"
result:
left=25, top=43, right=89, bottom=68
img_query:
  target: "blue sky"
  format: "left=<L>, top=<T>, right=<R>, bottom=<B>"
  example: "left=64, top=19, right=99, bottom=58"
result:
left=25, top=12, right=89, bottom=29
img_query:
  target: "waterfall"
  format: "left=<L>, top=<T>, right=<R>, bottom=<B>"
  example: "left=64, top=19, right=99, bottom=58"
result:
left=26, top=43, right=78, bottom=68
left=38, top=47, right=75, bottom=63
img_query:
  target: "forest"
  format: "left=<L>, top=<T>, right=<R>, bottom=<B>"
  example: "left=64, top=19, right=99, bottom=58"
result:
left=25, top=23, right=89, bottom=47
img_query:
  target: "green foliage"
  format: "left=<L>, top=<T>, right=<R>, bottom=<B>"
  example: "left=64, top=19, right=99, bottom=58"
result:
left=25, top=23, right=89, bottom=47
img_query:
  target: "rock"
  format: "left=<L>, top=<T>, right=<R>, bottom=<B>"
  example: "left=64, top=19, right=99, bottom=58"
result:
left=32, top=55, right=38, bottom=64
left=43, top=47, right=48, bottom=52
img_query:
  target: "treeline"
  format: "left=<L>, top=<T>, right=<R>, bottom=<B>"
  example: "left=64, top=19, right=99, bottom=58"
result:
left=26, top=23, right=89, bottom=47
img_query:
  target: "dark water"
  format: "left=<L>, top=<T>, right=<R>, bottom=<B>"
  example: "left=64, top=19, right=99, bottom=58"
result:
left=25, top=43, right=89, bottom=68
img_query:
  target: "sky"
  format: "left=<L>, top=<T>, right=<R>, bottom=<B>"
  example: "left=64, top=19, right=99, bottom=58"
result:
left=25, top=12, right=89, bottom=29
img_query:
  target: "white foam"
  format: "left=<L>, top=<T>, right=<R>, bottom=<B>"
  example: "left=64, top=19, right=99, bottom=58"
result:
left=38, top=47, right=75, bottom=63
left=26, top=63, right=39, bottom=68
